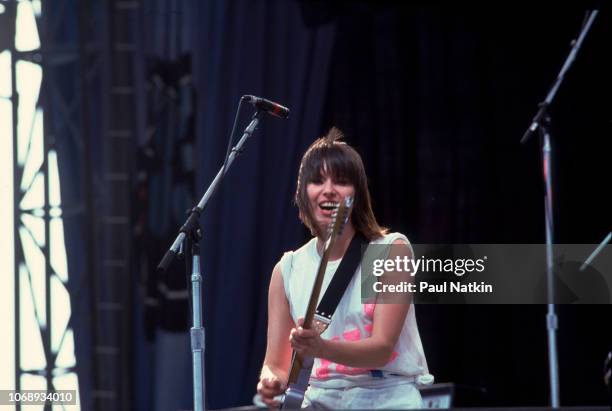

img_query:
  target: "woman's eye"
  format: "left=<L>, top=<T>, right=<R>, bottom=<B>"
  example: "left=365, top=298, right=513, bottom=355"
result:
left=311, top=177, right=323, bottom=184
left=335, top=179, right=350, bottom=185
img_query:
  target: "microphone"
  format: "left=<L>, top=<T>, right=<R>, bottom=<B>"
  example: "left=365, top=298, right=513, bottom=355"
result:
left=243, top=95, right=290, bottom=119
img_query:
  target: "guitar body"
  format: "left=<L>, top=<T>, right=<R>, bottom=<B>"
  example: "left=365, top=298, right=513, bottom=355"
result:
left=281, top=355, right=314, bottom=409
left=279, top=197, right=353, bottom=410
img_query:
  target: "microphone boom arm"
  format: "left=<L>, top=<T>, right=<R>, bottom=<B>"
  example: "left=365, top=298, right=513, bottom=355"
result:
left=157, top=111, right=262, bottom=272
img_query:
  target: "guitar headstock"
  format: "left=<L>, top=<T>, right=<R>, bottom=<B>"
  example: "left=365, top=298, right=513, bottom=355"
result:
left=326, top=196, right=354, bottom=246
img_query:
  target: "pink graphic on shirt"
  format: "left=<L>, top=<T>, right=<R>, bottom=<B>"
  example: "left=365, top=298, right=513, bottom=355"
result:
left=313, top=324, right=401, bottom=379
left=335, top=363, right=369, bottom=375
left=342, top=328, right=361, bottom=341
left=363, top=303, right=376, bottom=319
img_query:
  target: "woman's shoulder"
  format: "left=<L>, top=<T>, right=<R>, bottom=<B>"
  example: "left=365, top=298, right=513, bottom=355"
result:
left=366, top=232, right=413, bottom=261
left=285, top=237, right=317, bottom=258
left=277, top=238, right=318, bottom=296
left=370, top=231, right=411, bottom=246
left=278, top=237, right=317, bottom=271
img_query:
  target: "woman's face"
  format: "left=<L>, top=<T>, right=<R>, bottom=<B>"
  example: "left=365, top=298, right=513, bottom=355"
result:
left=306, top=168, right=355, bottom=234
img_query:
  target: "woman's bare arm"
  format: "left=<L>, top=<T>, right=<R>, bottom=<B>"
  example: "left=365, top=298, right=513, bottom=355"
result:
left=257, top=262, right=295, bottom=407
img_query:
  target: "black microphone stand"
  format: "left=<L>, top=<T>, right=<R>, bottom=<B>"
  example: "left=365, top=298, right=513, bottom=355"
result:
left=520, top=10, right=598, bottom=408
left=157, top=109, right=263, bottom=411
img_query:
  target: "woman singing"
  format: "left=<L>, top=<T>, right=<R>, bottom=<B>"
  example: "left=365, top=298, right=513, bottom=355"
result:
left=257, top=128, right=431, bottom=409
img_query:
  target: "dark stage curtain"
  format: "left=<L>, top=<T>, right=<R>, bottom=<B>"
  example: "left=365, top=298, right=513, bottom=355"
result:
left=191, top=1, right=335, bottom=408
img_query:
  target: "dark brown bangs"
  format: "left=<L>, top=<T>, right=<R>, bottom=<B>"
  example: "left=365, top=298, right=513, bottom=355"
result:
left=301, top=143, right=360, bottom=186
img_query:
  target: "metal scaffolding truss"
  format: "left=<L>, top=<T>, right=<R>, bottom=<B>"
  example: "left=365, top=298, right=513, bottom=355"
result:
left=2, top=0, right=140, bottom=409
left=2, top=0, right=81, bottom=409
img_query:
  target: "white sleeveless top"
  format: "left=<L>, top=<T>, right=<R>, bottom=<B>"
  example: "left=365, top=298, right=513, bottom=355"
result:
left=279, top=232, right=431, bottom=388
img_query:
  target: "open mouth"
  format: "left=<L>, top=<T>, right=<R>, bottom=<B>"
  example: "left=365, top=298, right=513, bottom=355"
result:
left=319, top=201, right=339, bottom=213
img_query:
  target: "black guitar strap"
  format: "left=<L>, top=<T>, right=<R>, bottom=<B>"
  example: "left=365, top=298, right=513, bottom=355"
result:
left=314, top=233, right=368, bottom=327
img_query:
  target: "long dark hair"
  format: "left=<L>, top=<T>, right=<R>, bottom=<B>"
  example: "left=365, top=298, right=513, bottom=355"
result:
left=295, top=127, right=387, bottom=240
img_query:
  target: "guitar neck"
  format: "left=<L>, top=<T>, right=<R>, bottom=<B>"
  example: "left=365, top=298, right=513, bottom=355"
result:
left=303, top=245, right=332, bottom=328
left=287, top=240, right=333, bottom=383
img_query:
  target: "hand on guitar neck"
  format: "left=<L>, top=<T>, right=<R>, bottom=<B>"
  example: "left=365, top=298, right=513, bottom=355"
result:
left=290, top=317, right=327, bottom=359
